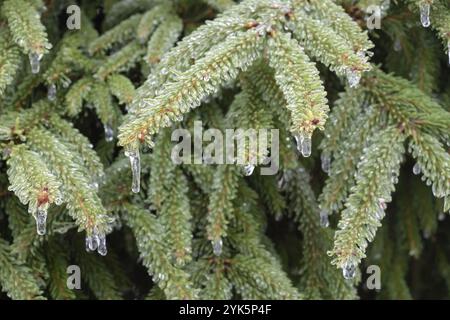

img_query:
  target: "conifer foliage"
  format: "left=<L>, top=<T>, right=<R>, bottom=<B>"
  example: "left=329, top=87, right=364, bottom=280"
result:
left=0, top=0, right=449, bottom=300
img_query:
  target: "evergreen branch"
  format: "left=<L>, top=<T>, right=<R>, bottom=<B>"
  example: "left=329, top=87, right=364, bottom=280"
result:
left=119, top=28, right=265, bottom=150
left=268, top=32, right=329, bottom=138
left=48, top=114, right=104, bottom=180
left=229, top=254, right=302, bottom=299
left=0, top=30, right=21, bottom=97
left=145, top=13, right=183, bottom=66
left=107, top=74, right=136, bottom=105
left=88, top=14, right=142, bottom=55
left=290, top=6, right=372, bottom=80
left=6, top=144, right=62, bottom=220
left=0, top=238, right=45, bottom=300
left=27, top=128, right=112, bottom=236
left=137, top=4, right=172, bottom=44
left=207, top=165, right=239, bottom=246
left=45, top=240, right=77, bottom=300
left=307, top=0, right=373, bottom=52
left=204, top=0, right=235, bottom=12
left=65, top=77, right=93, bottom=117
left=330, top=126, right=406, bottom=271
left=2, top=0, right=52, bottom=57
left=73, top=238, right=122, bottom=299
left=319, top=105, right=382, bottom=213
left=285, top=167, right=357, bottom=299
left=409, top=132, right=450, bottom=200
left=95, top=41, right=145, bottom=80
left=123, top=203, right=199, bottom=299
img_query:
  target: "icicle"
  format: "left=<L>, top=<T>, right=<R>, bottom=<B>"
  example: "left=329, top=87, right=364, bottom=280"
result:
left=125, top=149, right=141, bottom=193
left=413, top=162, right=421, bottom=175
left=212, top=238, right=223, bottom=256
left=393, top=38, right=402, bottom=52
left=104, top=123, right=114, bottom=142
left=419, top=2, right=431, bottom=28
left=47, top=83, right=56, bottom=101
left=28, top=52, right=43, bottom=74
left=295, top=133, right=312, bottom=157
left=243, top=164, right=255, bottom=176
left=346, top=69, right=361, bottom=88
left=319, top=210, right=329, bottom=228
left=35, top=206, right=47, bottom=236
left=97, top=233, right=107, bottom=256
left=342, top=260, right=356, bottom=280
left=321, top=152, right=331, bottom=174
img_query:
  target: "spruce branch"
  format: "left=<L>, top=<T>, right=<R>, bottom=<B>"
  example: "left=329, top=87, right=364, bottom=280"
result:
left=0, top=238, right=45, bottom=300
left=123, top=203, right=199, bottom=299
left=27, top=128, right=112, bottom=237
left=2, top=0, right=52, bottom=60
left=330, top=126, right=406, bottom=273
left=6, top=144, right=62, bottom=231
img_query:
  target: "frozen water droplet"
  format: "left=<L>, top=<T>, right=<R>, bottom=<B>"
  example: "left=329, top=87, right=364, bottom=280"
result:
left=346, top=69, right=361, bottom=88
left=438, top=213, right=445, bottom=221
left=54, top=195, right=63, bottom=206
left=35, top=206, right=47, bottom=236
left=319, top=210, right=329, bottom=228
left=160, top=67, right=168, bottom=75
left=89, top=182, right=99, bottom=190
left=419, top=2, right=431, bottom=27
left=413, top=162, right=421, bottom=175
left=212, top=238, right=223, bottom=256
left=321, top=152, right=331, bottom=174
left=125, top=150, right=141, bottom=193
left=104, top=124, right=114, bottom=142
left=301, top=136, right=312, bottom=157
left=243, top=164, right=255, bottom=176
left=294, top=133, right=311, bottom=157
left=47, top=83, right=56, bottom=101
left=29, top=52, right=42, bottom=74
left=85, top=236, right=92, bottom=252
left=97, top=233, right=107, bottom=256
left=393, top=38, right=402, bottom=52
left=342, top=260, right=356, bottom=280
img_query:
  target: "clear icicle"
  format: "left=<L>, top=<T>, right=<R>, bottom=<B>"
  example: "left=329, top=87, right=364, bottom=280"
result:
left=35, top=206, right=47, bottom=236
left=413, top=162, right=421, bottom=175
left=346, top=69, right=361, bottom=88
left=295, top=133, right=312, bottom=157
left=125, top=150, right=141, bottom=193
left=342, top=260, right=356, bottom=280
left=419, top=2, right=431, bottom=28
left=28, top=52, right=42, bottom=74
left=243, top=164, right=255, bottom=176
left=104, top=124, right=114, bottom=142
left=47, top=83, right=57, bottom=101
left=301, top=136, right=312, bottom=157
left=212, top=238, right=223, bottom=256
left=97, top=233, right=107, bottom=256
left=319, top=210, right=329, bottom=228
left=321, top=152, right=331, bottom=174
